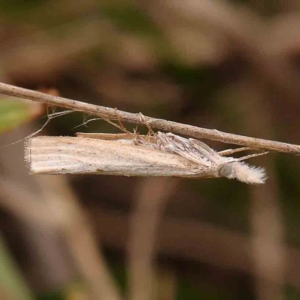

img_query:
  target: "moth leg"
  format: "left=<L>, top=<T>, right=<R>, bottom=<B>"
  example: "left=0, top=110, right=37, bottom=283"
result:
left=73, top=117, right=102, bottom=129
left=138, top=112, right=155, bottom=136
left=189, top=140, right=256, bottom=159
left=237, top=151, right=269, bottom=162
left=89, top=108, right=133, bottom=136
left=113, top=108, right=133, bottom=135
left=75, top=109, right=133, bottom=136
left=219, top=147, right=252, bottom=156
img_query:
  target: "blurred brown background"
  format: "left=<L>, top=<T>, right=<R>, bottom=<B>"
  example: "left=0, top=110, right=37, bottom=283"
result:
left=0, top=0, right=300, bottom=299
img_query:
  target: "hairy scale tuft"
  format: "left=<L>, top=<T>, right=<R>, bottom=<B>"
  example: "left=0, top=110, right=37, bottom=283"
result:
left=230, top=162, right=267, bottom=184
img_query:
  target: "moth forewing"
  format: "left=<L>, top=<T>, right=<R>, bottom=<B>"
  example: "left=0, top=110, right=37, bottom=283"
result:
left=25, top=136, right=216, bottom=178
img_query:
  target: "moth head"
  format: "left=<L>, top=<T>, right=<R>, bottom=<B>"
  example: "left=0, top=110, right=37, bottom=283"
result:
left=219, top=162, right=267, bottom=184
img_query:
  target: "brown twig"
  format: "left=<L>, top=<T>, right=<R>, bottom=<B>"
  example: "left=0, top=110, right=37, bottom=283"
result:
left=0, top=82, right=299, bottom=154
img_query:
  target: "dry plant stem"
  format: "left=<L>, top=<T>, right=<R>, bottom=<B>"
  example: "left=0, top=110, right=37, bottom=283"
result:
left=0, top=176, right=121, bottom=299
left=94, top=208, right=300, bottom=289
left=128, top=178, right=178, bottom=300
left=0, top=175, right=56, bottom=228
left=239, top=80, right=286, bottom=300
left=0, top=126, right=76, bottom=289
left=0, top=126, right=121, bottom=300
left=37, top=176, right=123, bottom=300
left=0, top=82, right=299, bottom=154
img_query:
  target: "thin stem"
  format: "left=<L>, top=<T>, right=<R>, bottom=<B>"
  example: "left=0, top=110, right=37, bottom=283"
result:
left=0, top=82, right=299, bottom=154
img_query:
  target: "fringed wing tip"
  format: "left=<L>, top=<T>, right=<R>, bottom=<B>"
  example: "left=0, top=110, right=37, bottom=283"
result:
left=24, top=138, right=34, bottom=174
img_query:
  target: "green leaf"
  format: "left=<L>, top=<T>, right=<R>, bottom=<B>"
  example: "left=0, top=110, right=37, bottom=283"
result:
left=0, top=236, right=34, bottom=300
left=0, top=98, right=43, bottom=134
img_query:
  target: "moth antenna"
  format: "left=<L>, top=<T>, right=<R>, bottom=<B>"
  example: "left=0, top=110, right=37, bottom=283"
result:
left=0, top=108, right=73, bottom=149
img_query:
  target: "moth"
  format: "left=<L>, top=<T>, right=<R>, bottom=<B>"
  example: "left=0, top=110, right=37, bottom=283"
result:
left=25, top=131, right=267, bottom=184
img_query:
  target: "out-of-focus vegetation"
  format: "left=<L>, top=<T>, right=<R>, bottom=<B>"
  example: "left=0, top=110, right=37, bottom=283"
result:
left=1, top=1, right=300, bottom=299
left=0, top=99, right=43, bottom=134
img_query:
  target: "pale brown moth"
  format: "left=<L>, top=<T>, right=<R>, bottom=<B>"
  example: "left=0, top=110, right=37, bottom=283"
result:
left=25, top=131, right=267, bottom=184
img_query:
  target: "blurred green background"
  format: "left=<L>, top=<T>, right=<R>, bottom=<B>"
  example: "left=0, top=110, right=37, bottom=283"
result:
left=0, top=0, right=300, bottom=299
